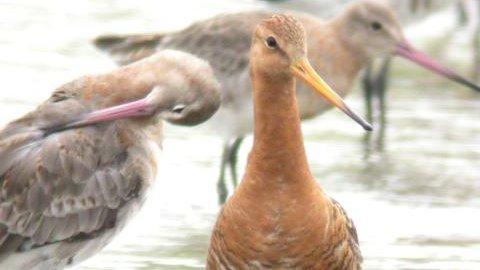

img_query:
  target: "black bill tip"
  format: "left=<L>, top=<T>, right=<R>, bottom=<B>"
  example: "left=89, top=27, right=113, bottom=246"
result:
left=450, top=74, right=480, bottom=92
left=343, top=105, right=374, bottom=132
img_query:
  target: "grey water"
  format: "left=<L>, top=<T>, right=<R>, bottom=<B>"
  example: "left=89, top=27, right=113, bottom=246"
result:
left=0, top=0, right=479, bottom=269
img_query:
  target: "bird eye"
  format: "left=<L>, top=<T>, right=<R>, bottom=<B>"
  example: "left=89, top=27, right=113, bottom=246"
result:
left=265, top=36, right=278, bottom=49
left=371, top=21, right=382, bottom=31
left=172, top=104, right=186, bottom=114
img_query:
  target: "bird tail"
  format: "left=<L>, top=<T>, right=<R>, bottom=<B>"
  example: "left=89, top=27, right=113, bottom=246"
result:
left=93, top=33, right=166, bottom=66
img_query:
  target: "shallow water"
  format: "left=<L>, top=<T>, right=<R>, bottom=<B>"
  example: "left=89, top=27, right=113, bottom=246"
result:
left=0, top=0, right=479, bottom=269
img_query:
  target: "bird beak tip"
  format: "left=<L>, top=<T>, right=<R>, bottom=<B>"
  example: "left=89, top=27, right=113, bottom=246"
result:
left=364, top=123, right=373, bottom=131
left=395, top=41, right=480, bottom=92
left=291, top=58, right=373, bottom=132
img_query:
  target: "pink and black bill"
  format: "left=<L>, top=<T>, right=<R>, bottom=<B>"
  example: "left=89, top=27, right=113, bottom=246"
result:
left=396, top=42, right=480, bottom=92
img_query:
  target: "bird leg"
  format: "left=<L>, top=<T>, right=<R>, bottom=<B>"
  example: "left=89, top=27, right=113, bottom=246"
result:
left=217, top=141, right=230, bottom=204
left=217, top=136, right=246, bottom=204
left=362, top=65, right=374, bottom=124
left=457, top=1, right=469, bottom=26
left=227, top=137, right=244, bottom=187
left=362, top=57, right=391, bottom=153
left=362, top=64, right=374, bottom=156
left=472, top=0, right=480, bottom=83
left=375, top=57, right=392, bottom=151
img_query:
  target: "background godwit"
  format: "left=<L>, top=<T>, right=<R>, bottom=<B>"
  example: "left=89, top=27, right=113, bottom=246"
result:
left=0, top=50, right=220, bottom=269
left=94, top=1, right=480, bottom=203
left=249, top=0, right=480, bottom=150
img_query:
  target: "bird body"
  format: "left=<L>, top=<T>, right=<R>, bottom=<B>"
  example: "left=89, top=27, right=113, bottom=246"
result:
left=0, top=50, right=220, bottom=269
left=207, top=14, right=364, bottom=269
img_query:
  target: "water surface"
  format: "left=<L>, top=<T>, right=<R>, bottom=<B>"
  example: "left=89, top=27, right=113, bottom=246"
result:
left=0, top=1, right=479, bottom=269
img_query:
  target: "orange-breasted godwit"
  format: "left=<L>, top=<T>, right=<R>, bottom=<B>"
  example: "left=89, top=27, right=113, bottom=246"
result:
left=0, top=50, right=220, bottom=270
left=207, top=14, right=365, bottom=269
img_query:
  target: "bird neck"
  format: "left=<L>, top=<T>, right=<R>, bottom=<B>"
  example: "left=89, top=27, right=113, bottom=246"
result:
left=245, top=72, right=313, bottom=184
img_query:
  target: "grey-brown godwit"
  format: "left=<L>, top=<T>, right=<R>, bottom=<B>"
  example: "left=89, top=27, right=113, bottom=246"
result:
left=0, top=50, right=220, bottom=270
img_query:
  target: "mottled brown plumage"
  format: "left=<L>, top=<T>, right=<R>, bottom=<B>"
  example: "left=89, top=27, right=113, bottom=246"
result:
left=0, top=50, right=220, bottom=270
left=207, top=14, right=363, bottom=269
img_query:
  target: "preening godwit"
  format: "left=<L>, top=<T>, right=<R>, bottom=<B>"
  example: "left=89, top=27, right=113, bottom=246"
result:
left=94, top=0, right=480, bottom=203
left=0, top=50, right=220, bottom=270
left=207, top=14, right=365, bottom=269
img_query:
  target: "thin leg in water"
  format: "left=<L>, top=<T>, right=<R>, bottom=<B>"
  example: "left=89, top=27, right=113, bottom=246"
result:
left=217, top=137, right=244, bottom=204
left=362, top=58, right=391, bottom=154
left=362, top=64, right=374, bottom=156
left=456, top=0, right=468, bottom=26
left=363, top=64, right=374, bottom=123
left=227, top=136, right=244, bottom=187
left=375, top=57, right=392, bottom=151
left=217, top=140, right=231, bottom=204
left=472, top=0, right=480, bottom=82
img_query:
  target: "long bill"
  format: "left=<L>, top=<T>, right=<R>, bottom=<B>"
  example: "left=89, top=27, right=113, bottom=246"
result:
left=396, top=41, right=480, bottom=92
left=290, top=58, right=373, bottom=131
left=44, top=97, right=154, bottom=135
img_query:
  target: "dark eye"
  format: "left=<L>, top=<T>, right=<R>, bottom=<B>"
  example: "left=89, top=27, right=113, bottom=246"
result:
left=371, top=21, right=382, bottom=31
left=172, top=104, right=186, bottom=114
left=265, top=36, right=278, bottom=49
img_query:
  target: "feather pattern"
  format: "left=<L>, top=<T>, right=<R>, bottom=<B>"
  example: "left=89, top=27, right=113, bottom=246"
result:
left=0, top=73, right=160, bottom=269
left=0, top=48, right=219, bottom=270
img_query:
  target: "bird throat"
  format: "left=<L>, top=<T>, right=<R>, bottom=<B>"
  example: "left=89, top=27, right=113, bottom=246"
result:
left=246, top=73, right=313, bottom=184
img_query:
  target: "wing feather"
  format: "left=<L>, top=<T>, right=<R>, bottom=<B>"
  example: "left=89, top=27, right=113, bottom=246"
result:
left=93, top=11, right=271, bottom=74
left=94, top=33, right=165, bottom=65
left=0, top=117, right=153, bottom=250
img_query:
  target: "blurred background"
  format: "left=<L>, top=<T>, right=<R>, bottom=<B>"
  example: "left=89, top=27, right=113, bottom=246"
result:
left=0, top=0, right=479, bottom=269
